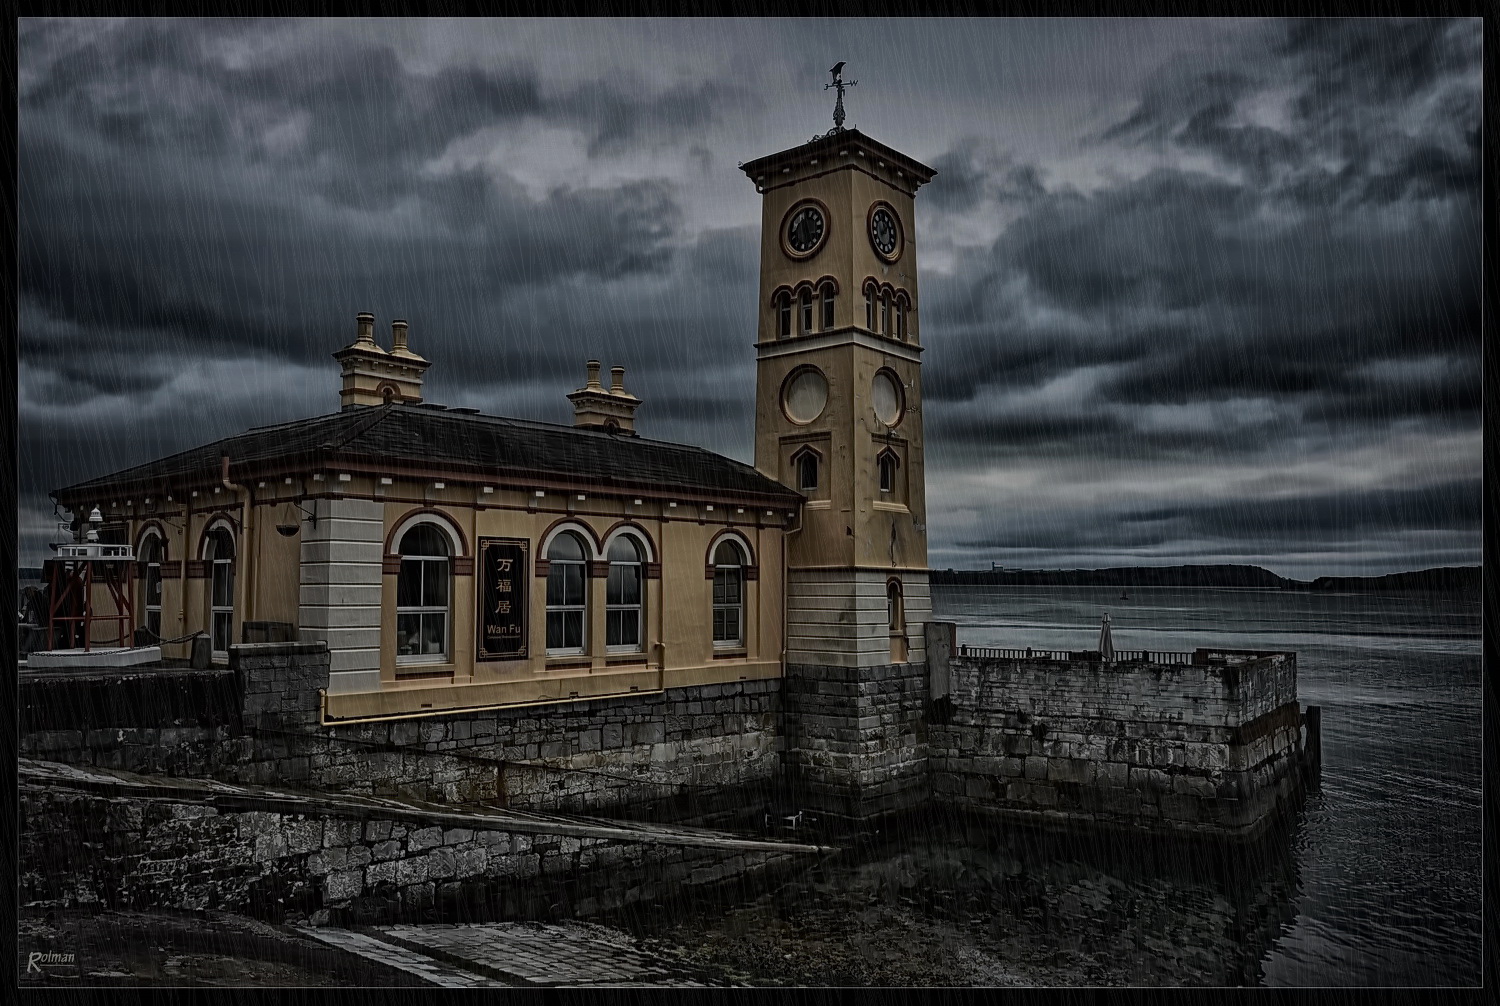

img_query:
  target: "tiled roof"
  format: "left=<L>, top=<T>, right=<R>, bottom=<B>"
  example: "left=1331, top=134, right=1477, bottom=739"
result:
left=55, top=404, right=803, bottom=506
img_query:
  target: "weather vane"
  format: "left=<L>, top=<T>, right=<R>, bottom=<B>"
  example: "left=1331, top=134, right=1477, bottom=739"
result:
left=824, top=61, right=857, bottom=136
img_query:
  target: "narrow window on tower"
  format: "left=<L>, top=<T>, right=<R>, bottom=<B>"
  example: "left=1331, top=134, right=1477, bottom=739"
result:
left=798, top=452, right=819, bottom=492
left=820, top=281, right=836, bottom=330
left=879, top=452, right=898, bottom=494
left=777, top=292, right=791, bottom=339
left=894, top=297, right=906, bottom=341
left=881, top=290, right=891, bottom=336
left=800, top=288, right=813, bottom=335
left=865, top=286, right=875, bottom=331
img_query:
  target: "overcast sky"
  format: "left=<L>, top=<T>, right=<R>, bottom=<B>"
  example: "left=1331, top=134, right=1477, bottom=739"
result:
left=18, top=17, right=1482, bottom=577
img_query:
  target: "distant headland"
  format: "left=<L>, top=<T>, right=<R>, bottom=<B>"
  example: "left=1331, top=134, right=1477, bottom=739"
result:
left=930, top=564, right=1480, bottom=593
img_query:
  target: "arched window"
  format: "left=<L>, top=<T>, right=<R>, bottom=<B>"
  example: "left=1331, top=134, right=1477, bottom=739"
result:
left=139, top=534, right=163, bottom=639
left=893, top=297, right=907, bottom=341
left=777, top=291, right=792, bottom=339
left=546, top=531, right=588, bottom=654
left=887, top=579, right=905, bottom=634
left=205, top=526, right=235, bottom=655
left=396, top=523, right=450, bottom=662
left=820, top=281, right=836, bottom=330
left=865, top=286, right=875, bottom=330
left=797, top=452, right=819, bottom=492
left=888, top=578, right=908, bottom=662
left=881, top=289, right=891, bottom=335
left=606, top=536, right=644, bottom=652
left=712, top=540, right=745, bottom=647
left=878, top=451, right=899, bottom=494
left=800, top=288, right=813, bottom=335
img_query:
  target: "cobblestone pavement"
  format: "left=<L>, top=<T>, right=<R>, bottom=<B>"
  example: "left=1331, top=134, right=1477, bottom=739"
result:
left=297, top=922, right=727, bottom=987
left=293, top=926, right=515, bottom=987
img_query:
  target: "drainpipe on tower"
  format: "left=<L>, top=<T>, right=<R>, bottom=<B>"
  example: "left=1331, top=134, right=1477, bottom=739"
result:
left=779, top=503, right=805, bottom=668
left=221, top=455, right=256, bottom=627
left=179, top=494, right=191, bottom=637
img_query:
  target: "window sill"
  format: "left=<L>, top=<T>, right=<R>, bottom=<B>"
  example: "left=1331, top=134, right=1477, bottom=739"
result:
left=712, top=649, right=748, bottom=659
left=872, top=500, right=909, bottom=513
left=804, top=500, right=832, bottom=510
left=395, top=666, right=454, bottom=681
left=545, top=657, right=592, bottom=671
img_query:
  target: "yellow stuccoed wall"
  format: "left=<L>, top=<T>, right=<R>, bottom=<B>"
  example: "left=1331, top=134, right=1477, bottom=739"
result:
left=751, top=143, right=928, bottom=576
left=99, top=473, right=789, bottom=719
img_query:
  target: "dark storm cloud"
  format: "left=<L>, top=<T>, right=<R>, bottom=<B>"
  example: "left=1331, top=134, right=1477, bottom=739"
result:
left=922, top=15, right=1480, bottom=461
left=18, top=15, right=708, bottom=401
left=16, top=17, right=1482, bottom=576
left=925, top=141, right=1046, bottom=214
left=1124, top=479, right=1481, bottom=539
left=951, top=480, right=1480, bottom=563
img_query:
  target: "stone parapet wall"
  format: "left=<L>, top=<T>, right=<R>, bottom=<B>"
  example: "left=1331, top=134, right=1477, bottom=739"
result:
left=929, top=651, right=1307, bottom=838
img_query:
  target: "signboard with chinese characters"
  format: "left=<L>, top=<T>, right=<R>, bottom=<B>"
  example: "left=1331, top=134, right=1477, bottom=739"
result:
left=477, top=537, right=529, bottom=660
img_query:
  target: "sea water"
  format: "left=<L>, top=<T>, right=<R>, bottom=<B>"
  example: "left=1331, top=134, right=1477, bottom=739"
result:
left=632, top=585, right=1481, bottom=987
left=933, top=585, right=1482, bottom=986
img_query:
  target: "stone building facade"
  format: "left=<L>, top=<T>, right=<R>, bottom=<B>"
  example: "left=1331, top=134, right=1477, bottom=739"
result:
left=49, top=127, right=937, bottom=745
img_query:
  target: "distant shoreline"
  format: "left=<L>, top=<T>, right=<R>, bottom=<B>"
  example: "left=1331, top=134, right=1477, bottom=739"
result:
left=929, top=564, right=1480, bottom=594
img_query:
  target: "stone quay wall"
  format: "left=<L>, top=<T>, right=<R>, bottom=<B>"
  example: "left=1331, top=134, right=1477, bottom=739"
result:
left=21, top=642, right=784, bottom=816
left=928, top=646, right=1307, bottom=839
left=19, top=783, right=805, bottom=926
left=781, top=661, right=930, bottom=819
left=22, top=634, right=1312, bottom=838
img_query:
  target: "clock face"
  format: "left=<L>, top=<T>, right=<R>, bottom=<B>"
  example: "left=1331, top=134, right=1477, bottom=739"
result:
left=784, top=203, right=826, bottom=257
left=869, top=205, right=901, bottom=260
left=870, top=202, right=900, bottom=259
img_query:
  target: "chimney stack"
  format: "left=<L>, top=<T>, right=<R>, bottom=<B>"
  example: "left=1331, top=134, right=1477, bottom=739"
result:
left=568, top=359, right=641, bottom=435
left=333, top=310, right=431, bottom=410
left=355, top=312, right=379, bottom=347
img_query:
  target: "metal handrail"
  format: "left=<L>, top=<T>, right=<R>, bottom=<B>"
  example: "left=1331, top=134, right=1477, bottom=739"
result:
left=955, top=644, right=1194, bottom=665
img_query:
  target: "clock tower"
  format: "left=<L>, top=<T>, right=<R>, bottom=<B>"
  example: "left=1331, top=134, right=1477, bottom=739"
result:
left=741, top=114, right=936, bottom=675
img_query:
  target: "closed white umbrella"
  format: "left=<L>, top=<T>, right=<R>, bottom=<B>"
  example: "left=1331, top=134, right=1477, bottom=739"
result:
left=1098, top=612, right=1116, bottom=662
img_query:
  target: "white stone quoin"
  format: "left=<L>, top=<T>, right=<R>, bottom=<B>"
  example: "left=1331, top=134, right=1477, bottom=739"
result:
left=299, top=497, right=384, bottom=694
left=786, top=570, right=930, bottom=667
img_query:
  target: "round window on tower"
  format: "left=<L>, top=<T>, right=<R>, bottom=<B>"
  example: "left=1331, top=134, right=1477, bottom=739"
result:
left=872, top=369, right=905, bottom=427
left=782, top=367, right=829, bottom=425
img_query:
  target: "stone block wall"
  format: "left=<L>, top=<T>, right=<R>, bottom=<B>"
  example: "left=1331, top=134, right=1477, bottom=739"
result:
left=781, top=661, right=930, bottom=819
left=929, top=650, right=1306, bottom=838
left=20, top=636, right=1311, bottom=840
left=19, top=785, right=804, bottom=925
left=308, top=677, right=784, bottom=813
left=22, top=641, right=785, bottom=816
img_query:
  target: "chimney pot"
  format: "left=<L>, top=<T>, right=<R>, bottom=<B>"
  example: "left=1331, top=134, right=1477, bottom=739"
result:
left=610, top=366, right=626, bottom=393
left=356, top=312, right=376, bottom=345
left=586, top=360, right=603, bottom=390
left=392, top=319, right=409, bottom=352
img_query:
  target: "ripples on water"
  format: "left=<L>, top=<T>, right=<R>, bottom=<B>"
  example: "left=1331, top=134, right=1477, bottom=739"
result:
left=633, top=586, right=1480, bottom=987
left=937, top=586, right=1482, bottom=986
